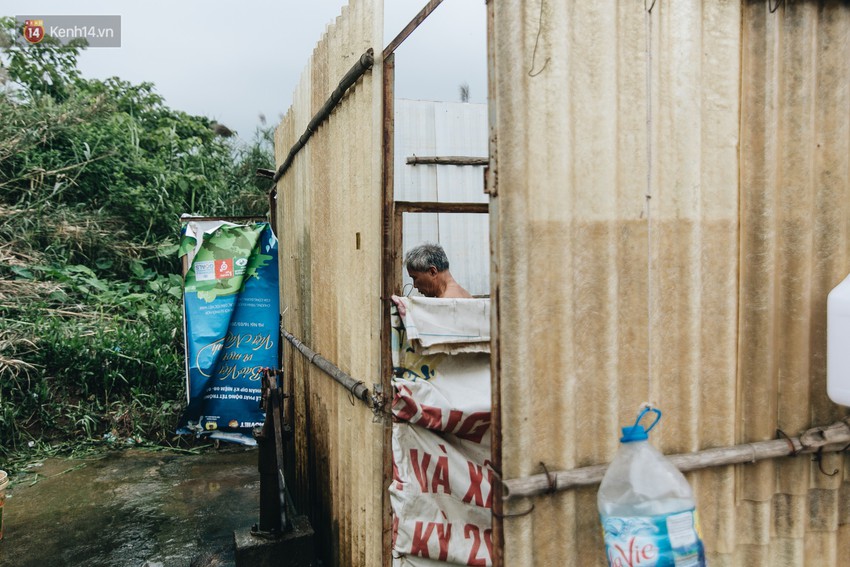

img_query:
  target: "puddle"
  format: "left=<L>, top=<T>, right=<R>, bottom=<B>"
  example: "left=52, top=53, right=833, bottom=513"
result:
left=0, top=447, right=259, bottom=567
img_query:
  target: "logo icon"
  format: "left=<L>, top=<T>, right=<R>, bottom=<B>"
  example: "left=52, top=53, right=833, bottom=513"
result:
left=23, top=19, right=45, bottom=44
left=216, top=259, right=234, bottom=279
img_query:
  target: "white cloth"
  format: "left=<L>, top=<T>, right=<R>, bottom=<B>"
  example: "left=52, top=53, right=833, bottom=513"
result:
left=393, top=296, right=490, bottom=355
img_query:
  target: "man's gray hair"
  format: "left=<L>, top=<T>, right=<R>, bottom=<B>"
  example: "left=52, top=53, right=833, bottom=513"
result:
left=404, top=243, right=449, bottom=272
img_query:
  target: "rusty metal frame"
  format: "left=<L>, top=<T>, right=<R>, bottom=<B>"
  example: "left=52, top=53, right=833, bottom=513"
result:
left=380, top=3, right=491, bottom=564
left=484, top=0, right=502, bottom=564
left=380, top=51, right=397, bottom=567
left=383, top=0, right=445, bottom=59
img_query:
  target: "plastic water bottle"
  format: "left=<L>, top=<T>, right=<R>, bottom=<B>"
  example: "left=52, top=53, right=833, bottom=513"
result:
left=597, top=408, right=706, bottom=567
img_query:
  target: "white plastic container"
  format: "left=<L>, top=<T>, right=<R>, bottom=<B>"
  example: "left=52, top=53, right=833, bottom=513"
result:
left=827, top=273, right=850, bottom=406
left=597, top=408, right=706, bottom=567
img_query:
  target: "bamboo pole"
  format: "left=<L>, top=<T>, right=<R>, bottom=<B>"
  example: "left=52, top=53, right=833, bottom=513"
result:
left=273, top=49, right=375, bottom=183
left=280, top=327, right=371, bottom=404
left=406, top=156, right=489, bottom=166
left=501, top=419, right=850, bottom=500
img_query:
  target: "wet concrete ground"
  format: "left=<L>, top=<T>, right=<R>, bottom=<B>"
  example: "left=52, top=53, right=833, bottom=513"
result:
left=0, top=447, right=259, bottom=567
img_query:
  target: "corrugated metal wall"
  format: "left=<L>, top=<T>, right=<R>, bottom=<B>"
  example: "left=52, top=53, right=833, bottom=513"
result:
left=490, top=1, right=850, bottom=566
left=737, top=2, right=850, bottom=564
left=273, top=1, right=385, bottom=565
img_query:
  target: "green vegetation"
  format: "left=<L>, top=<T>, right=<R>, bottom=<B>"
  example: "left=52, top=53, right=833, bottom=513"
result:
left=0, top=17, right=274, bottom=467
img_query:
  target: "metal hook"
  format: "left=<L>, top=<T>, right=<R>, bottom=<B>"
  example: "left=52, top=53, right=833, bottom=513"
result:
left=769, top=0, right=784, bottom=14
left=493, top=502, right=536, bottom=519
left=812, top=447, right=839, bottom=477
left=402, top=283, right=414, bottom=297
left=347, top=380, right=365, bottom=406
left=776, top=428, right=798, bottom=457
left=540, top=461, right=557, bottom=494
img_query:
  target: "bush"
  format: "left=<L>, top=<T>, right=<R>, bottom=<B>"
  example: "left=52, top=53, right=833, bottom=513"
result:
left=0, top=16, right=274, bottom=464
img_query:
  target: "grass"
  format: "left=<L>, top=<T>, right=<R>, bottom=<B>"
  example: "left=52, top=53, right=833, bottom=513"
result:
left=0, top=206, right=191, bottom=472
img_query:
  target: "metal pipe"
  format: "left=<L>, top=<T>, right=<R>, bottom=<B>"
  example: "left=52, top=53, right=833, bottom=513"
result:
left=272, top=49, right=375, bottom=183
left=280, top=327, right=371, bottom=403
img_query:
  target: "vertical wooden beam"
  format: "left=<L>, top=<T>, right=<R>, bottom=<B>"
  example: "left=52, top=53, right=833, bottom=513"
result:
left=380, top=52, right=396, bottom=567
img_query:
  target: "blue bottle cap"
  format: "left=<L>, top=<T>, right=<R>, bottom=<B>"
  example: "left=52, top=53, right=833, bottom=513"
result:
left=620, top=407, right=662, bottom=443
left=620, top=425, right=649, bottom=442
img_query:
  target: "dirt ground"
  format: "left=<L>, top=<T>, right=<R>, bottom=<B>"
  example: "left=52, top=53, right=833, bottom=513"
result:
left=0, top=446, right=259, bottom=567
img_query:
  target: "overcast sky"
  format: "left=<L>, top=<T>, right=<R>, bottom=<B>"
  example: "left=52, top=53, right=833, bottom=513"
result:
left=3, top=1, right=487, bottom=141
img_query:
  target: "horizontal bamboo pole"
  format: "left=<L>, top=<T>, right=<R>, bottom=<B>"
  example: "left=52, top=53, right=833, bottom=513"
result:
left=501, top=419, right=850, bottom=501
left=280, top=328, right=371, bottom=404
left=406, top=156, right=489, bottom=166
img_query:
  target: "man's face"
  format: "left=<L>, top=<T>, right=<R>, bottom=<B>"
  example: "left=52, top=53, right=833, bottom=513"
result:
left=407, top=267, right=439, bottom=297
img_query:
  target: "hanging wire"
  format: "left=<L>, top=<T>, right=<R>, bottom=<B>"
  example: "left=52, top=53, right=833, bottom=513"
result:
left=644, top=0, right=656, bottom=406
left=528, top=0, right=550, bottom=76
left=768, top=0, right=785, bottom=14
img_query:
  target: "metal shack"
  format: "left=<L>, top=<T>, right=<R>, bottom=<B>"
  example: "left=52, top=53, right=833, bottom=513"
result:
left=272, top=1, right=850, bottom=566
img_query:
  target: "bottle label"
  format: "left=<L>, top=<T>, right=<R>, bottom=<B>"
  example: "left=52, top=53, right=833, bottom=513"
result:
left=600, top=508, right=705, bottom=567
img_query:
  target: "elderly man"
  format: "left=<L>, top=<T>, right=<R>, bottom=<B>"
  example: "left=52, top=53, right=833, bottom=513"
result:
left=404, top=243, right=472, bottom=299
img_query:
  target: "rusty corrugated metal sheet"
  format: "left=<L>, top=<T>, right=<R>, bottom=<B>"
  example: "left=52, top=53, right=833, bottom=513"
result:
left=491, top=1, right=850, bottom=566
left=736, top=2, right=850, bottom=565
left=274, top=1, right=385, bottom=565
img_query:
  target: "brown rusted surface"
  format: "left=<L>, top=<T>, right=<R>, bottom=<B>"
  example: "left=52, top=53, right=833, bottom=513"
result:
left=380, top=51, right=396, bottom=567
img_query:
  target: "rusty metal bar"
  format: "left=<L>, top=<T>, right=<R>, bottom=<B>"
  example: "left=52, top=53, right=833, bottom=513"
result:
left=486, top=0, right=503, bottom=561
left=484, top=0, right=503, bottom=562
left=406, top=156, right=489, bottom=166
left=383, top=0, right=445, bottom=60
left=255, top=369, right=288, bottom=535
left=280, top=327, right=371, bottom=404
left=273, top=49, right=375, bottom=183
left=395, top=201, right=489, bottom=214
left=380, top=52, right=397, bottom=567
left=501, top=419, right=850, bottom=501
